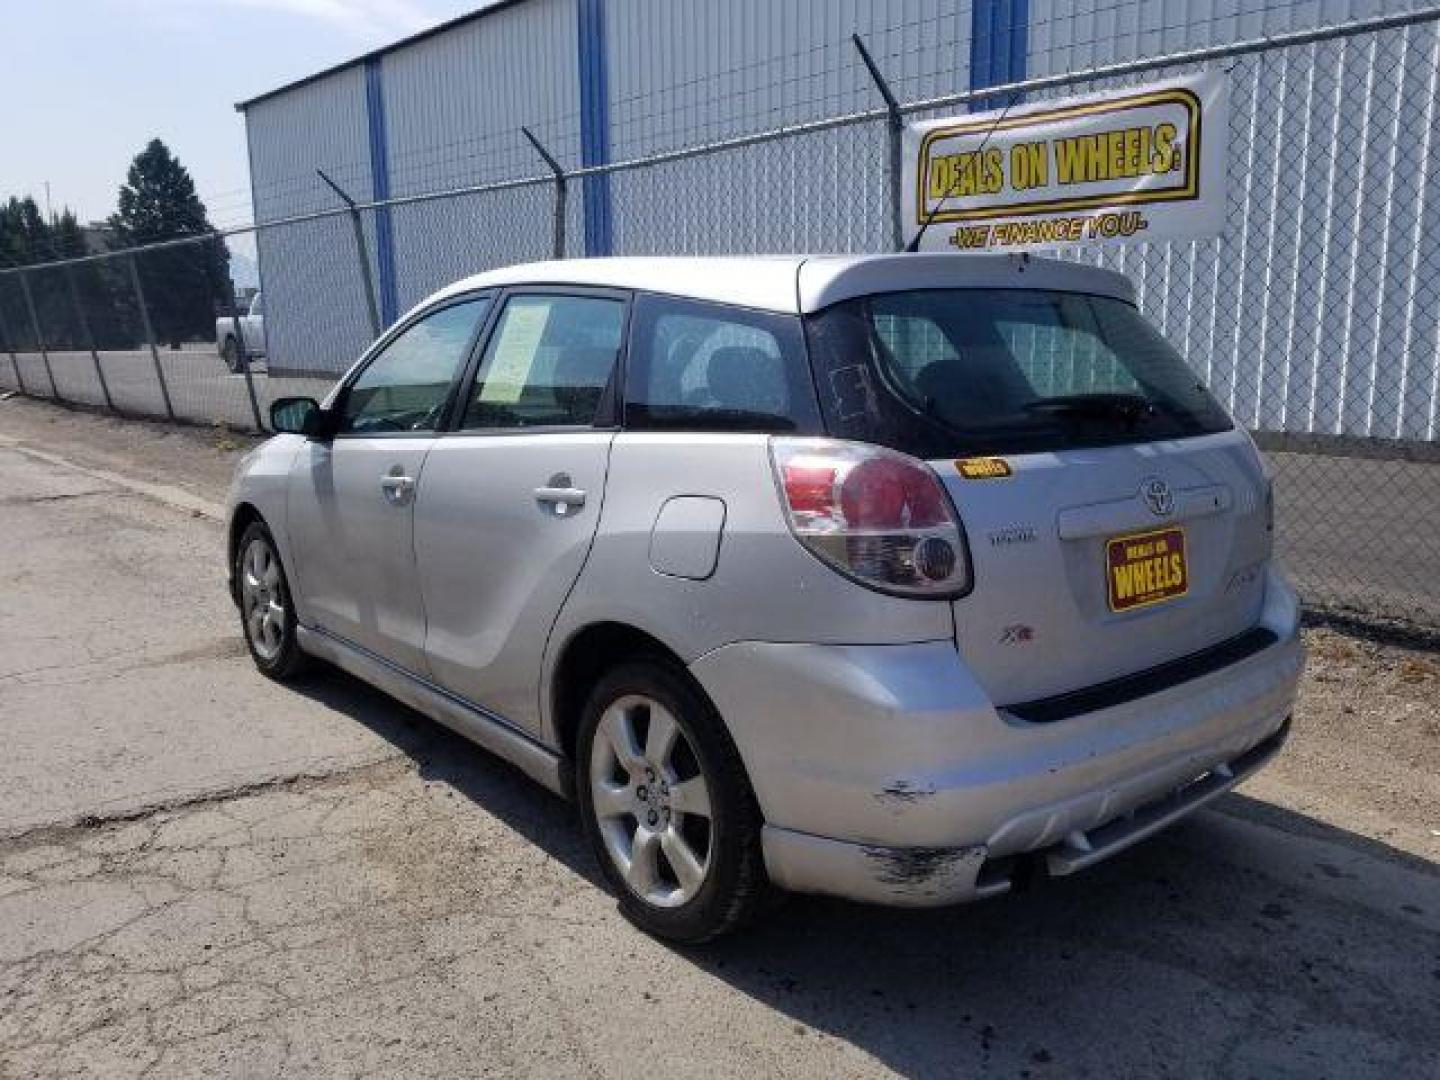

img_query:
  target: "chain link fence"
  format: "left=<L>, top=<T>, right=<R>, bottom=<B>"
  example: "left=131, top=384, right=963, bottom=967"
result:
left=1, top=8, right=1437, bottom=630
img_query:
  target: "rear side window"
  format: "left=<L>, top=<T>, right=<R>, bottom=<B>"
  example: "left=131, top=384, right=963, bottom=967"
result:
left=624, top=293, right=820, bottom=433
left=460, top=294, right=624, bottom=429
left=806, top=289, right=1231, bottom=457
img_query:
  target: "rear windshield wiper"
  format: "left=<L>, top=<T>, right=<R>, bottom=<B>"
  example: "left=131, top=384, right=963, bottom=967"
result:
left=1021, top=393, right=1158, bottom=428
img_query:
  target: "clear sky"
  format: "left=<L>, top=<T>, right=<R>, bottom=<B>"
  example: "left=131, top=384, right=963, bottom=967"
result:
left=0, top=0, right=488, bottom=230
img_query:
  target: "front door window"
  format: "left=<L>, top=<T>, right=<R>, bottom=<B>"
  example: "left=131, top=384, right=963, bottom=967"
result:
left=340, top=298, right=491, bottom=434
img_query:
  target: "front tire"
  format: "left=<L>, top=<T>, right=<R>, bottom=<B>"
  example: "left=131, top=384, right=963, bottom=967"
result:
left=576, top=660, right=768, bottom=942
left=235, top=521, right=309, bottom=681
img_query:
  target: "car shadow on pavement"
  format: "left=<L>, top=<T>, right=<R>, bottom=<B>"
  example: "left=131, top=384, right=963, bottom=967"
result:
left=282, top=665, right=465, bottom=768
left=686, top=802, right=1439, bottom=1076
left=283, top=665, right=597, bottom=868
left=290, top=665, right=1440, bottom=1077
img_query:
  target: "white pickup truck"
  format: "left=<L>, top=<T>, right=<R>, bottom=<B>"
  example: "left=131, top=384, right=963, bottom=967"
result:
left=217, top=292, right=266, bottom=372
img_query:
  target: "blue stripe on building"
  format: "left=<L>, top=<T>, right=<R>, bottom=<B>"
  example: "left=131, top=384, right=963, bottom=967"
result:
left=364, top=57, right=399, bottom=325
left=969, top=0, right=1029, bottom=112
left=577, top=0, right=613, bottom=256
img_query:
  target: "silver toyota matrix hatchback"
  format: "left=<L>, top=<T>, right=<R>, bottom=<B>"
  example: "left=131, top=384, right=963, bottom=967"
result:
left=227, top=254, right=1303, bottom=941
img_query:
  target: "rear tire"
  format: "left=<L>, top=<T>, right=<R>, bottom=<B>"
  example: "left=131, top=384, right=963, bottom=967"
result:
left=235, top=521, right=309, bottom=681
left=576, top=660, right=769, bottom=943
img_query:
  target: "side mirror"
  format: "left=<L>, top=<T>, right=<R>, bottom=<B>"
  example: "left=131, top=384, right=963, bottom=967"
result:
left=269, top=396, right=325, bottom=437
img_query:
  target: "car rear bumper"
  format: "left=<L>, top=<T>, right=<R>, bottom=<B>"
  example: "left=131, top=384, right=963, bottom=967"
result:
left=758, top=716, right=1289, bottom=907
left=688, top=567, right=1303, bottom=907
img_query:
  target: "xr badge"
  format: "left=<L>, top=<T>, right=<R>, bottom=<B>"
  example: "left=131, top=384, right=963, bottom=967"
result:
left=999, top=624, right=1035, bottom=645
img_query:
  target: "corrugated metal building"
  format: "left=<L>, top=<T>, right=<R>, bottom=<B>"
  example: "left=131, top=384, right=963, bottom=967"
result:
left=239, top=0, right=1438, bottom=439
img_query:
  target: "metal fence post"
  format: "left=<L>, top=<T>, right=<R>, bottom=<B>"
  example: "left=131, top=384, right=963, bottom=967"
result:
left=522, top=127, right=568, bottom=259
left=17, top=270, right=60, bottom=400
left=852, top=33, right=906, bottom=252
left=218, top=245, right=266, bottom=432
left=0, top=287, right=27, bottom=395
left=230, top=315, right=265, bottom=430
left=316, top=169, right=382, bottom=340
left=232, top=300, right=266, bottom=432
left=64, top=266, right=116, bottom=413
left=126, top=254, right=177, bottom=422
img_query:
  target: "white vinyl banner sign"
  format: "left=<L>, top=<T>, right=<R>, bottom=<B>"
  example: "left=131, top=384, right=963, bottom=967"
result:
left=901, top=71, right=1228, bottom=252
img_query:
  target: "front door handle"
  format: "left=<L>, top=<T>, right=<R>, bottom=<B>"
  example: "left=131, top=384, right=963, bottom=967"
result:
left=380, top=473, right=416, bottom=505
left=535, top=474, right=587, bottom=516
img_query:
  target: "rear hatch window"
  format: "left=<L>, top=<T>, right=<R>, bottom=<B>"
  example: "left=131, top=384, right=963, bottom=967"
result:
left=806, top=288, right=1267, bottom=706
left=805, top=288, right=1232, bottom=458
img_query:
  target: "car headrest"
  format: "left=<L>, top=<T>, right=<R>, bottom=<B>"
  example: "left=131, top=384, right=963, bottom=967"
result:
left=705, top=346, right=787, bottom=415
left=551, top=346, right=615, bottom=417
left=553, top=346, right=615, bottom=389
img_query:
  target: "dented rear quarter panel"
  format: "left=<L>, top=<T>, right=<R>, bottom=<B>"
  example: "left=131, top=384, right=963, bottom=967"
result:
left=539, top=431, right=954, bottom=745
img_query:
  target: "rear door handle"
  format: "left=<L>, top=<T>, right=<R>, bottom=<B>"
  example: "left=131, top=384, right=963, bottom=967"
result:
left=380, top=474, right=416, bottom=505
left=534, top=485, right=587, bottom=516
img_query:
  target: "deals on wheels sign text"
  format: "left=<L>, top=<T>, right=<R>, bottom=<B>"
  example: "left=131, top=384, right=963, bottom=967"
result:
left=902, top=71, right=1228, bottom=252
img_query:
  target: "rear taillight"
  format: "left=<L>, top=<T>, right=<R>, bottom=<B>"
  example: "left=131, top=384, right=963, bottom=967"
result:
left=770, top=438, right=971, bottom=598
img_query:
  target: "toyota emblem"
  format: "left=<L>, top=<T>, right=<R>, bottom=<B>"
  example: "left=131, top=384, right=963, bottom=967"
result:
left=1140, top=476, right=1174, bottom=517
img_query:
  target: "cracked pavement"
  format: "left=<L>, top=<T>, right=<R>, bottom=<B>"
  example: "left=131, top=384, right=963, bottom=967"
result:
left=1, top=397, right=1438, bottom=1078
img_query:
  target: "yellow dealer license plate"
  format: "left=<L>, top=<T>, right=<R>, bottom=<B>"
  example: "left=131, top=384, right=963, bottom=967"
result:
left=1106, top=526, right=1188, bottom=612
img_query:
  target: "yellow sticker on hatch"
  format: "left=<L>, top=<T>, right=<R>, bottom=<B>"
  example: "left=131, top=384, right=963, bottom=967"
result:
left=956, top=456, right=1012, bottom=479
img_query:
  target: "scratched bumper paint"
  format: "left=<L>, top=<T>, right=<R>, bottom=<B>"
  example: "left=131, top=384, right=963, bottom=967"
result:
left=690, top=567, right=1302, bottom=906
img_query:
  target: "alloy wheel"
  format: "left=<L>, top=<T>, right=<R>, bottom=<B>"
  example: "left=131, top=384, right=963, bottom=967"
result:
left=240, top=536, right=287, bottom=662
left=588, top=693, right=714, bottom=908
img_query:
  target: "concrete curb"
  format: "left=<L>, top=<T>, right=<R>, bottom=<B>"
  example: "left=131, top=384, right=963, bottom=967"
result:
left=0, top=434, right=226, bottom=521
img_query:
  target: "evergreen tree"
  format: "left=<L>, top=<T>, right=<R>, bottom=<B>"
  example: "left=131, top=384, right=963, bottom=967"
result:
left=109, top=139, right=229, bottom=347
left=0, top=196, right=54, bottom=266
left=53, top=210, right=136, bottom=349
left=0, top=198, right=96, bottom=349
left=0, top=198, right=50, bottom=350
left=51, top=210, right=88, bottom=259
left=0, top=199, right=137, bottom=350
